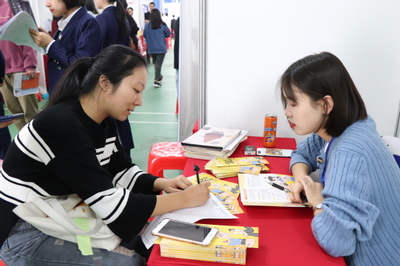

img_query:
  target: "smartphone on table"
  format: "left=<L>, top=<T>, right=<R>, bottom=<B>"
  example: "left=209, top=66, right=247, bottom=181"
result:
left=152, top=219, right=218, bottom=246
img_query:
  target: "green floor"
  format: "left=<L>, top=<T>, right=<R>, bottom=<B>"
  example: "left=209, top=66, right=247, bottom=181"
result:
left=5, top=48, right=179, bottom=174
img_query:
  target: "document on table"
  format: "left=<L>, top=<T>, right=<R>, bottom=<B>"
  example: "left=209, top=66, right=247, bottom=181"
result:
left=140, top=193, right=238, bottom=249
left=0, top=11, right=45, bottom=54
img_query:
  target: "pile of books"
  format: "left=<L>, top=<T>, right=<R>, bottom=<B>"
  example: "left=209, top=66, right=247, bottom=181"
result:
left=181, top=125, right=248, bottom=160
left=159, top=224, right=259, bottom=264
left=205, top=157, right=270, bottom=179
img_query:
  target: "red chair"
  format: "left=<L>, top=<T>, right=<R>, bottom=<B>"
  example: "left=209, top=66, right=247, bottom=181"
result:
left=147, top=142, right=188, bottom=177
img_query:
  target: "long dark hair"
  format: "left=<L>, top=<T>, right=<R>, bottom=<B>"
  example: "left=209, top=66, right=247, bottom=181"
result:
left=85, top=0, right=98, bottom=15
left=107, top=0, right=129, bottom=41
left=279, top=52, right=367, bottom=137
left=46, top=45, right=146, bottom=109
left=150, top=8, right=165, bottom=29
left=63, top=0, right=86, bottom=9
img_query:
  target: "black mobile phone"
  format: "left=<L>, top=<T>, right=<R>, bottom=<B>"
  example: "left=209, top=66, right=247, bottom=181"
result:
left=152, top=219, right=218, bottom=246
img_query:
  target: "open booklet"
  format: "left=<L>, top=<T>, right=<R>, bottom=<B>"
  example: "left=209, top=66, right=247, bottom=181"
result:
left=0, top=11, right=45, bottom=54
left=238, top=173, right=307, bottom=207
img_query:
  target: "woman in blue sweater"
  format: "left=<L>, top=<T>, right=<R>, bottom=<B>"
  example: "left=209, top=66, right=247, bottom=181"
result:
left=280, top=52, right=400, bottom=265
left=143, top=8, right=170, bottom=88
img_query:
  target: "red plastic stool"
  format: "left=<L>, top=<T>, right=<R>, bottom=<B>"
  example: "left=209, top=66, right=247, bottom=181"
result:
left=147, top=142, right=188, bottom=177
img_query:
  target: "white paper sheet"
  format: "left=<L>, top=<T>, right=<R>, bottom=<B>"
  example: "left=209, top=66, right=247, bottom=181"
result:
left=140, top=194, right=237, bottom=249
left=0, top=11, right=45, bottom=54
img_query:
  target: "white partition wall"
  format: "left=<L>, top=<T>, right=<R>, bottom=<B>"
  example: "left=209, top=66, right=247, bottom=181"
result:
left=179, top=0, right=400, bottom=142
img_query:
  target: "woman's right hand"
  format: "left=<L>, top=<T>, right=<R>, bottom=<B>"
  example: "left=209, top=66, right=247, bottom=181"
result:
left=288, top=180, right=305, bottom=203
left=182, top=181, right=211, bottom=208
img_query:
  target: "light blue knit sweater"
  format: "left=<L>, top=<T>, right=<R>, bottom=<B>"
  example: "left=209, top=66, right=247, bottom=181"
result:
left=291, top=116, right=400, bottom=266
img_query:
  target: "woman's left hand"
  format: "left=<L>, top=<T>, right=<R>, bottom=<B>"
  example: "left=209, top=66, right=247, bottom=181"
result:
left=154, top=175, right=193, bottom=193
left=29, top=28, right=53, bottom=48
left=297, top=175, right=324, bottom=207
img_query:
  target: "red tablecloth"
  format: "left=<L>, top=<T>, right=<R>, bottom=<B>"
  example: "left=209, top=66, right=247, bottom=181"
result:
left=147, top=137, right=345, bottom=266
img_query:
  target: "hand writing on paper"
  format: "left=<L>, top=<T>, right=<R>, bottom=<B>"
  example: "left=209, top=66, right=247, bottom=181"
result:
left=29, top=28, right=53, bottom=48
left=182, top=181, right=211, bottom=207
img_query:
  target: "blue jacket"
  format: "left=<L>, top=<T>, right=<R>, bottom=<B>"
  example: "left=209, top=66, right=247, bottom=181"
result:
left=291, top=116, right=400, bottom=266
left=95, top=6, right=130, bottom=49
left=143, top=22, right=170, bottom=54
left=47, top=7, right=102, bottom=94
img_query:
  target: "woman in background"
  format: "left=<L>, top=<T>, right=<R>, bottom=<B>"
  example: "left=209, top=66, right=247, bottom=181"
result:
left=280, top=52, right=400, bottom=265
left=143, top=8, right=170, bottom=88
left=94, top=0, right=134, bottom=159
left=94, top=0, right=130, bottom=48
left=0, top=45, right=211, bottom=266
left=29, top=0, right=102, bottom=95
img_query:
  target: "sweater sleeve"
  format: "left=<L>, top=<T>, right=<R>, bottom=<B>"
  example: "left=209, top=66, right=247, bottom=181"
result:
left=290, top=133, right=325, bottom=173
left=311, top=148, right=380, bottom=257
left=21, top=45, right=37, bottom=71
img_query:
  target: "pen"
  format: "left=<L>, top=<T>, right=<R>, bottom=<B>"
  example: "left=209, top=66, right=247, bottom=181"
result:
left=268, top=182, right=291, bottom=193
left=193, top=165, right=200, bottom=184
left=268, top=182, right=308, bottom=202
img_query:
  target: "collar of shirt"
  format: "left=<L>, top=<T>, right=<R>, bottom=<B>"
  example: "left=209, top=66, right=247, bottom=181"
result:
left=103, top=4, right=115, bottom=10
left=57, top=7, right=82, bottom=32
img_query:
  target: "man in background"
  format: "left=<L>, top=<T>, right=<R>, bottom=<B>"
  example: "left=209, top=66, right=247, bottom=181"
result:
left=126, top=7, right=139, bottom=50
left=144, top=2, right=155, bottom=23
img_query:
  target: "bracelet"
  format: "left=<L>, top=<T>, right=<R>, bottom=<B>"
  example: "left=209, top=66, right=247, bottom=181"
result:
left=313, top=203, right=323, bottom=212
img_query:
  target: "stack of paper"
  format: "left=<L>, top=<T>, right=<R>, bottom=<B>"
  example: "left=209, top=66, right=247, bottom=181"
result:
left=159, top=224, right=259, bottom=264
left=205, top=157, right=270, bottom=179
left=181, top=125, right=248, bottom=160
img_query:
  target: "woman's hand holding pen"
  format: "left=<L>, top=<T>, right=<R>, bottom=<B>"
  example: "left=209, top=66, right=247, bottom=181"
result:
left=182, top=181, right=211, bottom=207
left=288, top=181, right=305, bottom=203
left=297, top=175, right=324, bottom=207
left=151, top=179, right=211, bottom=217
left=29, top=28, right=53, bottom=48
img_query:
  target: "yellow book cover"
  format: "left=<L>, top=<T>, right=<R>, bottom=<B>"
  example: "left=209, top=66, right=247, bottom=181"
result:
left=238, top=173, right=306, bottom=207
left=187, top=173, right=244, bottom=214
left=159, top=224, right=259, bottom=264
left=211, top=157, right=269, bottom=167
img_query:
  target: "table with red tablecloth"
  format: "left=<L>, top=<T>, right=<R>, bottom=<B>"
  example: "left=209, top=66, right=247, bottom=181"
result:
left=147, top=136, right=345, bottom=266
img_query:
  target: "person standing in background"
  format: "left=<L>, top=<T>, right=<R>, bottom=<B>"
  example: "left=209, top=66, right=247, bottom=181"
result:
left=29, top=0, right=102, bottom=95
left=173, top=17, right=179, bottom=96
left=144, top=1, right=155, bottom=23
left=94, top=0, right=134, bottom=159
left=94, top=0, right=130, bottom=48
left=0, top=49, right=12, bottom=158
left=126, top=7, right=139, bottom=51
left=144, top=2, right=155, bottom=64
left=0, top=0, right=39, bottom=131
left=170, top=15, right=176, bottom=39
left=143, top=8, right=170, bottom=88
